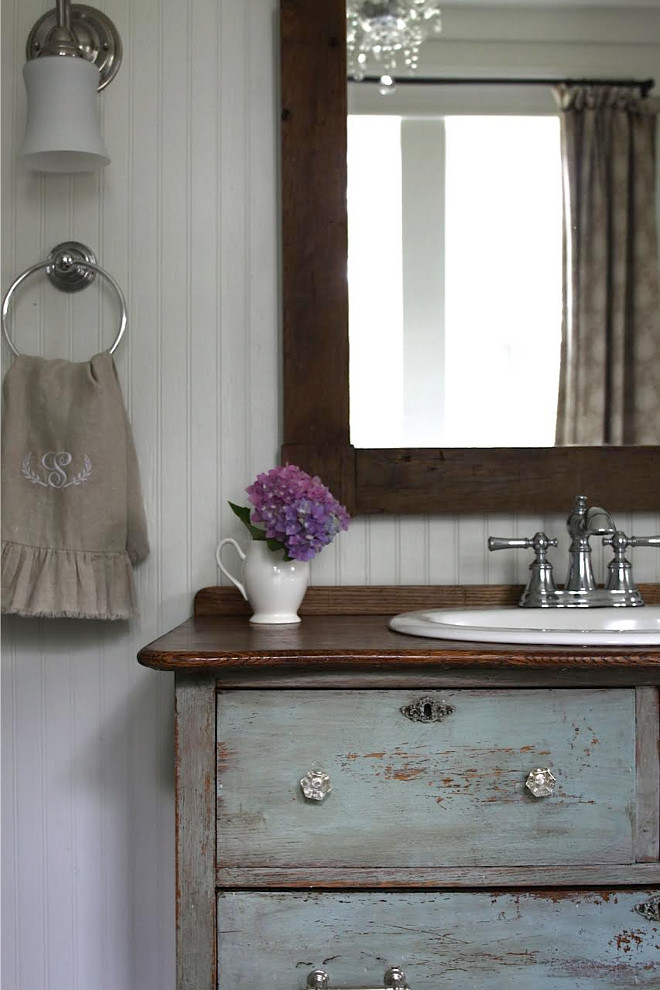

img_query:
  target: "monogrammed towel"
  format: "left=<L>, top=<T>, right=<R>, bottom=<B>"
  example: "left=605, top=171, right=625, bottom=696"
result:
left=1, top=352, right=149, bottom=619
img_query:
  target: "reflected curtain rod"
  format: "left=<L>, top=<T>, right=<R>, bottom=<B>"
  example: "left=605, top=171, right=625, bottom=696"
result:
left=353, top=76, right=655, bottom=97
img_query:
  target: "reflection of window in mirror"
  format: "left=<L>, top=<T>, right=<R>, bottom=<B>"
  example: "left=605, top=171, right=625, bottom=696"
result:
left=348, top=113, right=563, bottom=448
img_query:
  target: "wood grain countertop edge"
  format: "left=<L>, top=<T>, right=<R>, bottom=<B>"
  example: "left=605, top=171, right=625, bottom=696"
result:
left=137, top=585, right=660, bottom=672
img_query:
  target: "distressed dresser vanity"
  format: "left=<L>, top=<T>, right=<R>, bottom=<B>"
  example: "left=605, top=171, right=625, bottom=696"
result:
left=138, top=585, right=660, bottom=989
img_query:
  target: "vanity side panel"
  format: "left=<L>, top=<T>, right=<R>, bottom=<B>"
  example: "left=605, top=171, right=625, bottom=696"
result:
left=217, top=890, right=660, bottom=989
left=175, top=673, right=217, bottom=990
left=635, top=687, right=660, bottom=862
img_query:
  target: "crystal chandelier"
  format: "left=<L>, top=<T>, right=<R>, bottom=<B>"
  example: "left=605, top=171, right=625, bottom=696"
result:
left=347, top=0, right=442, bottom=93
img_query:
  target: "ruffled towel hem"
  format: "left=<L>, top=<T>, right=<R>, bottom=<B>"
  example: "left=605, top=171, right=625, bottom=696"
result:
left=1, top=541, right=139, bottom=620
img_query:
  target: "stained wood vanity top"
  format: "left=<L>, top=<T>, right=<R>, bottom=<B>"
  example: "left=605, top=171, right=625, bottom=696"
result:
left=137, top=585, right=660, bottom=678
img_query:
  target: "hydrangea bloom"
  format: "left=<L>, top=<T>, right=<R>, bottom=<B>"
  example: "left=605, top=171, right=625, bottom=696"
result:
left=232, top=464, right=350, bottom=561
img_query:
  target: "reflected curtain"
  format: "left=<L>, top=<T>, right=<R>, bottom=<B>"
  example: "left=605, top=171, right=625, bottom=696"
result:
left=554, top=85, right=660, bottom=445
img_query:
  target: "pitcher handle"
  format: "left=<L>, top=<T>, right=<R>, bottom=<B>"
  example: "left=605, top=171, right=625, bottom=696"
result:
left=216, top=538, right=248, bottom=600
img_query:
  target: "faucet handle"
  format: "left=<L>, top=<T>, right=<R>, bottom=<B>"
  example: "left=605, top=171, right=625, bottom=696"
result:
left=488, top=532, right=558, bottom=607
left=603, top=532, right=660, bottom=551
left=488, top=532, right=558, bottom=554
left=628, top=535, right=660, bottom=549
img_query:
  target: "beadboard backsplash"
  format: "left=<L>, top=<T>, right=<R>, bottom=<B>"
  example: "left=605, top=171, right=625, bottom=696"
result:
left=2, top=1, right=659, bottom=988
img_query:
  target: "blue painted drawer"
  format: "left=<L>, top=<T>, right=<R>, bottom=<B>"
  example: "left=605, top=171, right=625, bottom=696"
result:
left=217, top=890, right=659, bottom=988
left=216, top=688, right=637, bottom=868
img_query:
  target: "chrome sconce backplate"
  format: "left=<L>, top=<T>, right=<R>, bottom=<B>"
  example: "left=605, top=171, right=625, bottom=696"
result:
left=26, top=4, right=122, bottom=91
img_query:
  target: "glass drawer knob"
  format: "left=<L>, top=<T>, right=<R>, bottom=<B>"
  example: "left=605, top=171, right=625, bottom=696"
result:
left=300, top=769, right=332, bottom=802
left=525, top=767, right=556, bottom=798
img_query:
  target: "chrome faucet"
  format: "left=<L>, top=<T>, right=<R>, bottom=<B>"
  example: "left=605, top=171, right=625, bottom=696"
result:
left=489, top=495, right=660, bottom=608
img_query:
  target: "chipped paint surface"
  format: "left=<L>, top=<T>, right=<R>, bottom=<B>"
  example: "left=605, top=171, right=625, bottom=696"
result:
left=218, top=890, right=660, bottom=988
left=611, top=929, right=647, bottom=953
left=216, top=688, right=636, bottom=868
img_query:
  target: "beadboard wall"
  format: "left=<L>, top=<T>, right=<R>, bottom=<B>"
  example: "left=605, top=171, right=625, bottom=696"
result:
left=2, top=2, right=659, bottom=989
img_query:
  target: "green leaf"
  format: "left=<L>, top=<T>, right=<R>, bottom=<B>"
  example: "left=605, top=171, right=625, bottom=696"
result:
left=228, top=502, right=291, bottom=559
left=266, top=537, right=289, bottom=558
left=228, top=501, right=268, bottom=541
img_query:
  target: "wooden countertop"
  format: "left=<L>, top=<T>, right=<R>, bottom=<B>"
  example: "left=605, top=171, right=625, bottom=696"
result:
left=137, top=585, right=660, bottom=677
left=137, top=611, right=660, bottom=670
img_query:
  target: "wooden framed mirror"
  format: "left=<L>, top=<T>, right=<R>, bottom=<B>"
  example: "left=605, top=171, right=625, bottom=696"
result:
left=280, top=0, right=660, bottom=515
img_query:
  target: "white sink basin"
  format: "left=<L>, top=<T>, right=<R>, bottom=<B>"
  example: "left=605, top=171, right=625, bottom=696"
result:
left=389, top=606, right=660, bottom=646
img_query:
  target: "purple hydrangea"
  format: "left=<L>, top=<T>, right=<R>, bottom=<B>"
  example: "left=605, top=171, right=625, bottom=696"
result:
left=244, top=464, right=350, bottom=561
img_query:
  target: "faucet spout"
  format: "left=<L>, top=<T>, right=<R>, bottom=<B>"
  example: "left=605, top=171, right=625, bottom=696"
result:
left=583, top=505, right=616, bottom=537
left=564, top=495, right=616, bottom=593
left=566, top=494, right=616, bottom=540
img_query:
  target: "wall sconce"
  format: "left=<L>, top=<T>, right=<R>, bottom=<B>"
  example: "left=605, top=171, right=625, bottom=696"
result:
left=20, top=0, right=122, bottom=172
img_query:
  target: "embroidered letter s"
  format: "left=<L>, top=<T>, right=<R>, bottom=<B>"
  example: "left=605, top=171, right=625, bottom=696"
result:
left=22, top=452, right=93, bottom=489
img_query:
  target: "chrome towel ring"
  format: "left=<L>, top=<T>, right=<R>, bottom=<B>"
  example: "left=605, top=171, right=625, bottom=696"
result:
left=2, top=241, right=127, bottom=357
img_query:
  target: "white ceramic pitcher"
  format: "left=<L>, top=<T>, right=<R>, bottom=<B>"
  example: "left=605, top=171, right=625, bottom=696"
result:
left=215, top=538, right=310, bottom=624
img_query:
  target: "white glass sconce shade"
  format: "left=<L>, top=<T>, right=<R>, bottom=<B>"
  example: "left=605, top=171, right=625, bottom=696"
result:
left=20, top=56, right=110, bottom=172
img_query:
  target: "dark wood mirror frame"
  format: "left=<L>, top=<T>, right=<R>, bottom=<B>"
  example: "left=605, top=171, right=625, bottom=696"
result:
left=280, top=0, right=660, bottom=515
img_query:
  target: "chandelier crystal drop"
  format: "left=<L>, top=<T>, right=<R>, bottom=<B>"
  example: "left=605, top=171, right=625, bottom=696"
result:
left=347, top=0, right=442, bottom=91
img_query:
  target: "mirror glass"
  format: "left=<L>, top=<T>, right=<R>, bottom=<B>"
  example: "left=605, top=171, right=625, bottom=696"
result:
left=346, top=0, right=659, bottom=449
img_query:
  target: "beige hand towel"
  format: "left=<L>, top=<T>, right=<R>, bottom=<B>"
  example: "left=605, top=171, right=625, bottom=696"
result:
left=2, top=351, right=149, bottom=619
